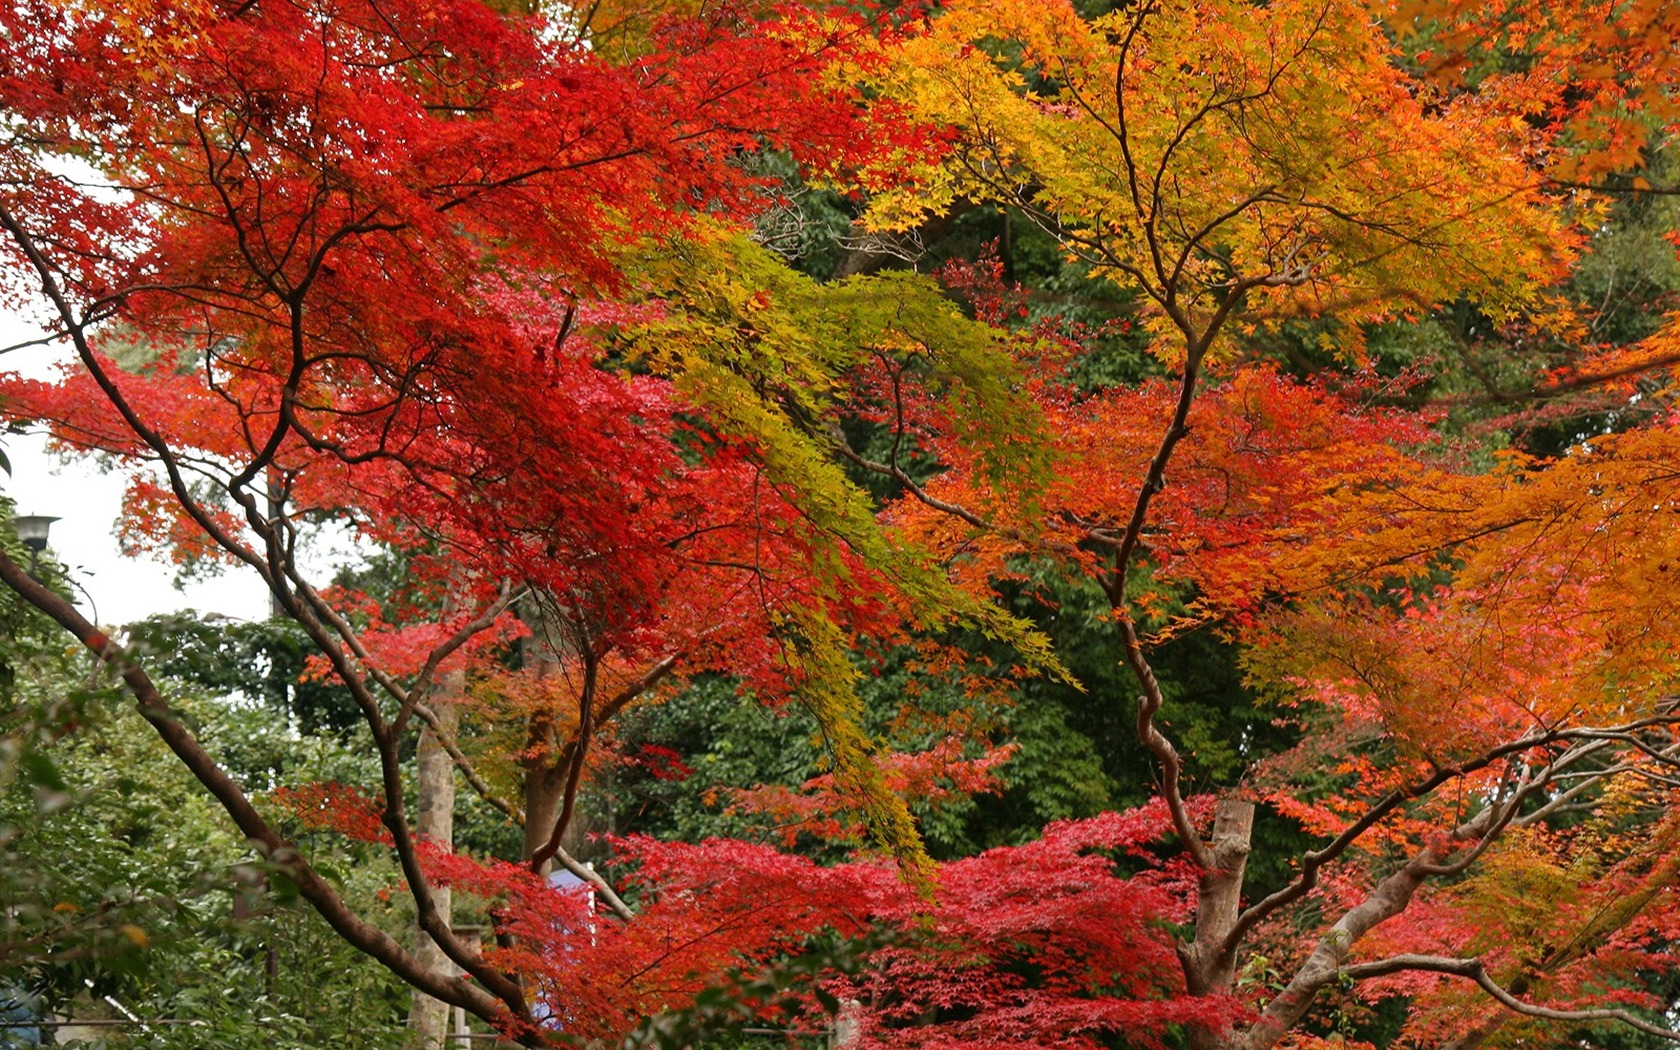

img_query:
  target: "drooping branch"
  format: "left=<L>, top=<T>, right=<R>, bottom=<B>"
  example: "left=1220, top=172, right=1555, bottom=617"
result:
left=0, top=203, right=278, bottom=593
left=1341, top=955, right=1680, bottom=1042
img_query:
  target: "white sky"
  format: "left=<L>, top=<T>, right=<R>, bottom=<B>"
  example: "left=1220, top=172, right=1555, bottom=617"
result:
left=0, top=313, right=271, bottom=626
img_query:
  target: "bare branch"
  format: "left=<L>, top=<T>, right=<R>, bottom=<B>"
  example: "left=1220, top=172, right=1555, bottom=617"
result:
left=1238, top=804, right=1499, bottom=1050
left=553, top=846, right=636, bottom=922
left=1224, top=721, right=1677, bottom=956
left=1342, top=955, right=1680, bottom=1042
left=392, top=580, right=524, bottom=737
left=830, top=441, right=994, bottom=531
left=412, top=700, right=526, bottom=824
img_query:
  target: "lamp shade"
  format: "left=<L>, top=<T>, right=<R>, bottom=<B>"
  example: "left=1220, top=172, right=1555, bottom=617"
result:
left=14, top=515, right=57, bottom=553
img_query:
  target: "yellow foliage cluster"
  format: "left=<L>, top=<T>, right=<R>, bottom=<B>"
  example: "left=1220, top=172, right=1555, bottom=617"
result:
left=867, top=0, right=1569, bottom=353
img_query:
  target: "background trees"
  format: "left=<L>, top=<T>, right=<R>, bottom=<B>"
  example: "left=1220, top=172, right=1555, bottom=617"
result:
left=0, top=522, right=411, bottom=1048
left=4, top=0, right=1680, bottom=1048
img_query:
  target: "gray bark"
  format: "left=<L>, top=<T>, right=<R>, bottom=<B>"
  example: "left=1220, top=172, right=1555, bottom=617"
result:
left=1236, top=796, right=1505, bottom=1050
left=1179, top=799, right=1255, bottom=1050
left=1182, top=800, right=1256, bottom=994
left=409, top=670, right=462, bottom=1047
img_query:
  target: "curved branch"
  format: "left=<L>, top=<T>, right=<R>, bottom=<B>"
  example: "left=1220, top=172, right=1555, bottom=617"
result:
left=830, top=441, right=994, bottom=531
left=1119, top=607, right=1211, bottom=868
left=1235, top=717, right=1680, bottom=1050
left=1342, top=955, right=1680, bottom=1042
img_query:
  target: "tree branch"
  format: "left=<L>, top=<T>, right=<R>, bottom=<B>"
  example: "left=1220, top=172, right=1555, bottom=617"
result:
left=553, top=846, right=635, bottom=922
left=1342, top=955, right=1680, bottom=1042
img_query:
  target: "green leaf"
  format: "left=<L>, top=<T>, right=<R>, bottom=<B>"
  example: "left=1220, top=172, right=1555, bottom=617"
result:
left=19, top=751, right=66, bottom=793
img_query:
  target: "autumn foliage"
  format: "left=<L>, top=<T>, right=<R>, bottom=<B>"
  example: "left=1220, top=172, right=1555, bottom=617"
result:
left=6, top=0, right=1680, bottom=1047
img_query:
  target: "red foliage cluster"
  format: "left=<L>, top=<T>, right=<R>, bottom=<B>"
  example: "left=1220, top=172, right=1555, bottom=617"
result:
left=730, top=737, right=1017, bottom=847
left=395, top=799, right=1243, bottom=1047
left=270, top=782, right=391, bottom=844
left=840, top=803, right=1239, bottom=1050
left=0, top=0, right=949, bottom=700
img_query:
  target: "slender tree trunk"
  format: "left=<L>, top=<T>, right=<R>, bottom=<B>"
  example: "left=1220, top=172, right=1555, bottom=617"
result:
left=519, top=596, right=563, bottom=872
left=409, top=669, right=462, bottom=1047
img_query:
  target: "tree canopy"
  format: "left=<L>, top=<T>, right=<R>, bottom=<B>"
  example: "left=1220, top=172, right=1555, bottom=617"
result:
left=5, top=0, right=1680, bottom=1047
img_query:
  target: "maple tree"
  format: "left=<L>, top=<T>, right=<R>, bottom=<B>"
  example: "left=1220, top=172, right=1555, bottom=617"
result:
left=0, top=0, right=1055, bottom=1037
left=6, top=0, right=1680, bottom=1047
left=827, top=0, right=1680, bottom=1047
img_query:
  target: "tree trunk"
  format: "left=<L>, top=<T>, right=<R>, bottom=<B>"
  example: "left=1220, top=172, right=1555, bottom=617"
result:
left=1182, top=799, right=1255, bottom=1050
left=516, top=594, right=594, bottom=872
left=522, top=742, right=563, bottom=872
left=409, top=671, right=461, bottom=1048
left=519, top=607, right=563, bottom=871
